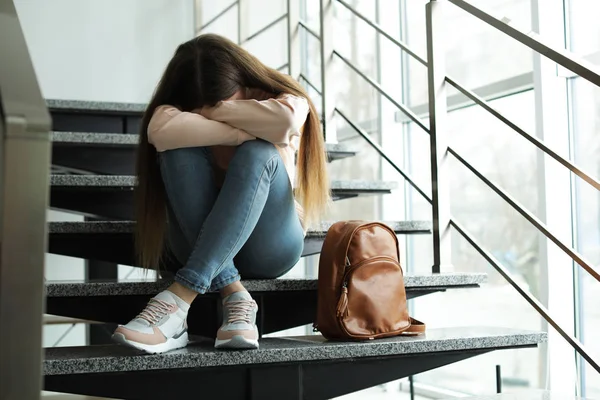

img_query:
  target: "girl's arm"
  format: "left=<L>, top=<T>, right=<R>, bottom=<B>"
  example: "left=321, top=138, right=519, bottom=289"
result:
left=148, top=105, right=255, bottom=152
left=199, top=93, right=310, bottom=146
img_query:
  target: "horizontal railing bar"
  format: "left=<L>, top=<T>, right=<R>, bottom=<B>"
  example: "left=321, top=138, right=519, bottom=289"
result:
left=298, top=20, right=321, bottom=40
left=333, top=50, right=430, bottom=133
left=243, top=14, right=288, bottom=43
left=448, top=147, right=600, bottom=283
left=277, top=63, right=289, bottom=72
left=335, top=108, right=432, bottom=204
left=336, top=0, right=427, bottom=66
left=446, top=76, right=600, bottom=192
left=450, top=219, right=600, bottom=375
left=199, top=1, right=238, bottom=32
left=299, top=74, right=322, bottom=95
left=448, top=0, right=600, bottom=87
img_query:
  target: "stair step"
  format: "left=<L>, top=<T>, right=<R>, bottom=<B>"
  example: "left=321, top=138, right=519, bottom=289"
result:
left=49, top=175, right=398, bottom=219
left=42, top=392, right=108, bottom=400
left=46, top=273, right=486, bottom=297
left=51, top=132, right=356, bottom=175
left=48, top=99, right=146, bottom=114
left=44, top=327, right=546, bottom=375
left=43, top=315, right=99, bottom=325
left=42, top=328, right=546, bottom=399
left=47, top=220, right=431, bottom=265
left=46, top=273, right=482, bottom=339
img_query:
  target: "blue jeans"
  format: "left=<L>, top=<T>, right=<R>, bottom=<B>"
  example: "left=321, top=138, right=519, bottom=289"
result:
left=159, top=140, right=305, bottom=294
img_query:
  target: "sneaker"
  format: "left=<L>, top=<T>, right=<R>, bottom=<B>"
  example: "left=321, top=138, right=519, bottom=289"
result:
left=215, top=291, right=259, bottom=349
left=112, top=290, right=190, bottom=354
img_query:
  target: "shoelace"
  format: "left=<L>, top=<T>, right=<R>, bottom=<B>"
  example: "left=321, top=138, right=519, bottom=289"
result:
left=136, top=299, right=175, bottom=325
left=225, top=300, right=257, bottom=324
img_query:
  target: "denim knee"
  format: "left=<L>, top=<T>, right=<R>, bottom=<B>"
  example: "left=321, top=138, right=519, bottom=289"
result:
left=233, top=140, right=280, bottom=169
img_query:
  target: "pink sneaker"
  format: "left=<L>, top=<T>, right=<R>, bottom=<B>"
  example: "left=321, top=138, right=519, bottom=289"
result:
left=215, top=291, right=259, bottom=349
left=112, top=290, right=190, bottom=354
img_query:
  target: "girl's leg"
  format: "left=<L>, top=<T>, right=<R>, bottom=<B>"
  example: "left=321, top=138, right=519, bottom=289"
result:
left=114, top=146, right=235, bottom=353
left=206, top=141, right=304, bottom=348
left=114, top=141, right=304, bottom=352
left=174, top=139, right=303, bottom=293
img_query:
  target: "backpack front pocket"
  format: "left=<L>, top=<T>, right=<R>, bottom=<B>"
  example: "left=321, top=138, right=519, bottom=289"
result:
left=337, top=256, right=410, bottom=339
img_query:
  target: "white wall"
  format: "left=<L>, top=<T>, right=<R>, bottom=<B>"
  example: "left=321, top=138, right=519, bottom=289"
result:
left=15, top=0, right=195, bottom=103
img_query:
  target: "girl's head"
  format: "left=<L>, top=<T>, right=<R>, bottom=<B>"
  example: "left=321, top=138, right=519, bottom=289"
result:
left=136, top=34, right=330, bottom=270
left=153, top=34, right=268, bottom=110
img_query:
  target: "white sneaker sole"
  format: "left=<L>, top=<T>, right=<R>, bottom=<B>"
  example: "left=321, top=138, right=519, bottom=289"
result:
left=112, top=331, right=189, bottom=354
left=215, top=335, right=259, bottom=350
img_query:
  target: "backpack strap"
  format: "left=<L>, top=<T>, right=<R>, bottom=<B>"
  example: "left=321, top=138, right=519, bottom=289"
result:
left=403, top=317, right=426, bottom=335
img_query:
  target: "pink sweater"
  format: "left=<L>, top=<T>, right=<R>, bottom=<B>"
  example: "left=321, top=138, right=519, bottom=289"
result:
left=148, top=90, right=309, bottom=184
left=147, top=89, right=310, bottom=224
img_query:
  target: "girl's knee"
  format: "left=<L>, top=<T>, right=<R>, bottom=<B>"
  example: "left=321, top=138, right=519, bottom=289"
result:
left=159, top=147, right=211, bottom=168
left=233, top=140, right=280, bottom=168
left=237, top=139, right=278, bottom=157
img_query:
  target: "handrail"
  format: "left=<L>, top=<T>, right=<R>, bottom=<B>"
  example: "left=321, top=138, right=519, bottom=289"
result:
left=198, top=1, right=238, bottom=31
left=335, top=108, right=432, bottom=204
left=336, top=0, right=427, bottom=66
left=333, top=50, right=430, bottom=133
left=448, top=146, right=600, bottom=283
left=448, top=0, right=600, bottom=87
left=298, top=21, right=321, bottom=40
left=446, top=76, right=600, bottom=192
left=450, top=219, right=600, bottom=374
left=299, top=74, right=322, bottom=95
left=1, top=0, right=53, bottom=396
left=243, top=14, right=287, bottom=43
left=277, top=63, right=289, bottom=72
left=309, top=0, right=600, bottom=385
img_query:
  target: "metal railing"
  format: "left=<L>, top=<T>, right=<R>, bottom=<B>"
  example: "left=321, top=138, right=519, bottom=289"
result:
left=0, top=0, right=53, bottom=396
left=196, top=0, right=600, bottom=374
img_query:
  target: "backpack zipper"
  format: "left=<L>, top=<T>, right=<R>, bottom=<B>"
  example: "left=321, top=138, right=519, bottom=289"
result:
left=336, top=281, right=349, bottom=318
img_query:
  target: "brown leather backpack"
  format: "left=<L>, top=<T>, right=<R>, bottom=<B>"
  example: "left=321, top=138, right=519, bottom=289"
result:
left=315, top=221, right=425, bottom=340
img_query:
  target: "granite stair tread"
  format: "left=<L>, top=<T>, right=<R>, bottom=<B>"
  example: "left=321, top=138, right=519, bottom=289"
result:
left=51, top=131, right=356, bottom=159
left=48, top=99, right=146, bottom=114
left=48, top=220, right=430, bottom=234
left=50, top=174, right=394, bottom=192
left=47, top=220, right=431, bottom=263
left=44, top=327, right=546, bottom=375
left=50, top=175, right=397, bottom=218
left=52, top=131, right=139, bottom=145
left=45, top=273, right=486, bottom=297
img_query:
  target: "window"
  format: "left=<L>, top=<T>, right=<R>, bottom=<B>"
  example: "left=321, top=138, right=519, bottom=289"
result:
left=198, top=0, right=600, bottom=396
left=570, top=75, right=600, bottom=400
left=567, top=1, right=600, bottom=396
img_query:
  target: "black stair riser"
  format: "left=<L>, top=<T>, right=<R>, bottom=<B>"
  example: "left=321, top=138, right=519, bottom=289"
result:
left=51, top=142, right=356, bottom=176
left=52, top=145, right=136, bottom=175
left=48, top=231, right=327, bottom=265
left=45, top=289, right=443, bottom=340
left=51, top=111, right=141, bottom=134
left=50, top=186, right=390, bottom=220
left=44, top=349, right=498, bottom=400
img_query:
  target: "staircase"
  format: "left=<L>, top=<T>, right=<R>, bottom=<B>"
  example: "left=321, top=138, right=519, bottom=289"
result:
left=41, top=100, right=546, bottom=399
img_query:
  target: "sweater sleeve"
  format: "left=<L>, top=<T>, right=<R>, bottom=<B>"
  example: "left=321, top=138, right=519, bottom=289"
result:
left=147, top=105, right=256, bottom=152
left=199, top=94, right=310, bottom=146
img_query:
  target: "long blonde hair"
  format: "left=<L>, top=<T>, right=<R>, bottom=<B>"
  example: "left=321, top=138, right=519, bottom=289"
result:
left=135, top=34, right=330, bottom=269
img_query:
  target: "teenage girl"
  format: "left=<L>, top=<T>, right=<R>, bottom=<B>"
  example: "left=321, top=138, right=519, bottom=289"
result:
left=112, top=34, right=329, bottom=354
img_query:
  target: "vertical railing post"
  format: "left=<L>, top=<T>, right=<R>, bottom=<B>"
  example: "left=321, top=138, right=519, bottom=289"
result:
left=287, top=0, right=301, bottom=80
left=319, top=0, right=337, bottom=142
left=237, top=0, right=244, bottom=44
left=426, top=0, right=451, bottom=273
